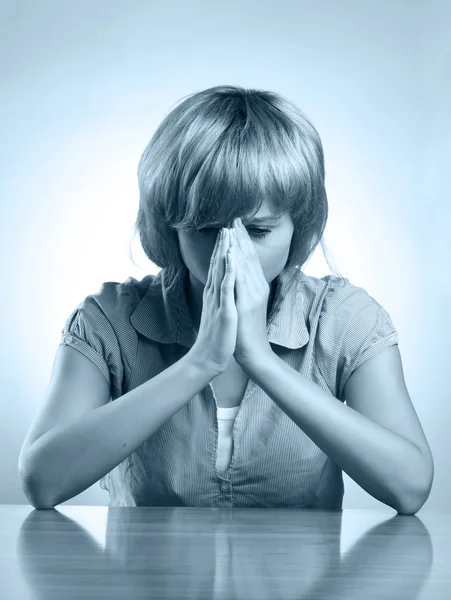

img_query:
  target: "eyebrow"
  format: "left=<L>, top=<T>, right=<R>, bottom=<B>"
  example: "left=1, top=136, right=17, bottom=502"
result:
left=243, top=214, right=282, bottom=225
left=199, top=214, right=282, bottom=230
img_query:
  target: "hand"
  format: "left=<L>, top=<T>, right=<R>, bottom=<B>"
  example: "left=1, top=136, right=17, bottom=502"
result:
left=229, top=218, right=273, bottom=366
left=190, top=227, right=238, bottom=376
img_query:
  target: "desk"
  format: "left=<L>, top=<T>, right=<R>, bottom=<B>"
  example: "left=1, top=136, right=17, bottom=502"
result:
left=2, top=505, right=449, bottom=599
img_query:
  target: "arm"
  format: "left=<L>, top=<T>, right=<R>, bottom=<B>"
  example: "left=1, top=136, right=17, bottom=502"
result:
left=240, top=347, right=434, bottom=515
left=20, top=349, right=219, bottom=509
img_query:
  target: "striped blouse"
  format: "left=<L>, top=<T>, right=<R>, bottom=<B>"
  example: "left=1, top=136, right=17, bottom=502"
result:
left=59, top=265, right=399, bottom=509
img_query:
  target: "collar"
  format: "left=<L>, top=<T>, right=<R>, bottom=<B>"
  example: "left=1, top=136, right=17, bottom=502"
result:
left=130, top=265, right=310, bottom=350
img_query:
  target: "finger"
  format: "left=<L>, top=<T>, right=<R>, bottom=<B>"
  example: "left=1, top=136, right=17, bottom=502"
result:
left=237, top=218, right=255, bottom=260
left=237, top=219, right=264, bottom=279
left=232, top=245, right=247, bottom=308
left=221, top=243, right=236, bottom=307
left=232, top=223, right=252, bottom=269
left=230, top=229, right=245, bottom=285
left=212, top=228, right=229, bottom=297
left=206, top=229, right=223, bottom=290
left=234, top=219, right=251, bottom=261
left=218, top=228, right=230, bottom=282
left=234, top=222, right=262, bottom=293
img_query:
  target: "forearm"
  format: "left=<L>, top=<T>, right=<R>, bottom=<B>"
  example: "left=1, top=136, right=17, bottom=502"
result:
left=242, top=351, right=427, bottom=515
left=21, top=349, right=218, bottom=509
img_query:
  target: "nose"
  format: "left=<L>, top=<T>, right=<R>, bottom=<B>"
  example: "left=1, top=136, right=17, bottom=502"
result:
left=225, top=218, right=239, bottom=229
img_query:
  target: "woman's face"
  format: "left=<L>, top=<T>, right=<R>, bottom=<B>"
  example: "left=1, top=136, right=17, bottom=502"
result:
left=177, top=200, right=295, bottom=296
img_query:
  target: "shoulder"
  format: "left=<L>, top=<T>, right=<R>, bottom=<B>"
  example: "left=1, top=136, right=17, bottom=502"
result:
left=60, top=274, right=156, bottom=397
left=74, top=274, right=155, bottom=323
left=306, top=274, right=399, bottom=400
left=65, top=273, right=158, bottom=348
left=61, top=274, right=155, bottom=336
left=300, top=272, right=392, bottom=326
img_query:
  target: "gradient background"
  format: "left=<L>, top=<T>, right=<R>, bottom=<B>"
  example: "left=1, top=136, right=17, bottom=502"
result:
left=1, top=0, right=449, bottom=510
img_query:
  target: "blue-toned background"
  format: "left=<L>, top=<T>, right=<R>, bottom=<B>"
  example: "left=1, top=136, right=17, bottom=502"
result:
left=1, top=0, right=448, bottom=509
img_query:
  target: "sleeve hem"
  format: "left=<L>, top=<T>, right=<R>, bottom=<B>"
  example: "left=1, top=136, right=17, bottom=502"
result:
left=59, top=332, right=111, bottom=389
left=339, top=333, right=398, bottom=401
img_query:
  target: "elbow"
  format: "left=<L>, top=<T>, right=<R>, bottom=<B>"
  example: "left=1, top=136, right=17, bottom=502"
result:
left=20, top=482, right=56, bottom=510
left=28, top=497, right=56, bottom=510
left=20, top=477, right=57, bottom=510
left=18, top=461, right=57, bottom=510
left=396, top=454, right=434, bottom=516
left=394, top=487, right=428, bottom=515
left=396, top=501, right=422, bottom=516
left=396, top=495, right=427, bottom=516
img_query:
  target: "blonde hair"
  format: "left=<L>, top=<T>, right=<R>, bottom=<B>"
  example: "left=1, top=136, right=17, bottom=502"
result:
left=132, top=85, right=343, bottom=303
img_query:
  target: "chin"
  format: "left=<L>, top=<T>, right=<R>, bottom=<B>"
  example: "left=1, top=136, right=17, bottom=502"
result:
left=191, top=268, right=208, bottom=288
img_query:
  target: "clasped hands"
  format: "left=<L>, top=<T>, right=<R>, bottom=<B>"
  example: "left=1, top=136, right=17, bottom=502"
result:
left=226, top=218, right=273, bottom=367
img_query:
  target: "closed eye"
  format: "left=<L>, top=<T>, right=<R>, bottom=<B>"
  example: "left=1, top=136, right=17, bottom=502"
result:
left=197, top=228, right=271, bottom=239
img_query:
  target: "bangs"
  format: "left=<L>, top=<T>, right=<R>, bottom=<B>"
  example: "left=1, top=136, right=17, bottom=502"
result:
left=143, top=87, right=324, bottom=233
left=135, top=86, right=333, bottom=278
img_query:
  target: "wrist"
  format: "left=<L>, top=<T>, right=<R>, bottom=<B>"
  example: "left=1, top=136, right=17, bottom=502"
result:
left=237, top=348, right=275, bottom=371
left=186, top=348, right=224, bottom=379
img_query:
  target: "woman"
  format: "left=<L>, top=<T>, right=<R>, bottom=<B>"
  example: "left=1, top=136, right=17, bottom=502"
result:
left=18, top=85, right=434, bottom=513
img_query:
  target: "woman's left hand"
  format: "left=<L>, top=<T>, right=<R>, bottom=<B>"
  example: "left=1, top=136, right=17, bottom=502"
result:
left=229, top=218, right=273, bottom=366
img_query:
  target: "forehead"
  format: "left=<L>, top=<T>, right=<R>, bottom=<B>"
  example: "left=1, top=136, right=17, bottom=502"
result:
left=243, top=198, right=285, bottom=223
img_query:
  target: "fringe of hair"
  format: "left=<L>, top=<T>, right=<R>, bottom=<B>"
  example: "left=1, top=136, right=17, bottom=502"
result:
left=130, top=85, right=345, bottom=299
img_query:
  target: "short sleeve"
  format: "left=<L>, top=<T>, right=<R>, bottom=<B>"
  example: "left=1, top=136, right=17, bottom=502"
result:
left=337, top=301, right=399, bottom=401
left=60, top=295, right=124, bottom=398
left=315, top=278, right=399, bottom=402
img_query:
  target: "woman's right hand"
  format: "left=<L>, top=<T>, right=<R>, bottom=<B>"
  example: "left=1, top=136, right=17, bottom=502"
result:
left=190, top=228, right=237, bottom=375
